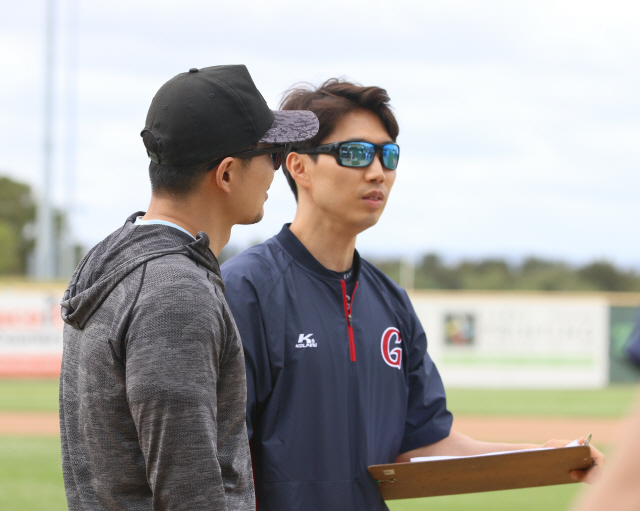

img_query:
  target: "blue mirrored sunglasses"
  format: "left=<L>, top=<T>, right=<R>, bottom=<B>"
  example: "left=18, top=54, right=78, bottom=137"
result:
left=295, top=141, right=400, bottom=170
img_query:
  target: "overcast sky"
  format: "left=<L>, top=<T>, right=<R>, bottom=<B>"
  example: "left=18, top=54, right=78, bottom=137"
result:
left=2, top=0, right=639, bottom=268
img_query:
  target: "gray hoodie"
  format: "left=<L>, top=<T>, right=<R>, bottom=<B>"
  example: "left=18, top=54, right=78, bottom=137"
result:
left=59, top=212, right=254, bottom=511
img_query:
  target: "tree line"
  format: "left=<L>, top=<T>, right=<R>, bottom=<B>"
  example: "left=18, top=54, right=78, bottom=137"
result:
left=2, top=173, right=639, bottom=291
left=0, top=175, right=36, bottom=274
left=0, top=174, right=77, bottom=277
left=371, top=254, right=640, bottom=292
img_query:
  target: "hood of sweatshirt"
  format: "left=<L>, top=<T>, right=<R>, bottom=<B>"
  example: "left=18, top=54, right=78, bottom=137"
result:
left=61, top=212, right=222, bottom=330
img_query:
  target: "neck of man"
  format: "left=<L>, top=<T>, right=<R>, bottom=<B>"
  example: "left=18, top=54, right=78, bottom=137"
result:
left=289, top=204, right=360, bottom=273
left=142, top=191, right=231, bottom=257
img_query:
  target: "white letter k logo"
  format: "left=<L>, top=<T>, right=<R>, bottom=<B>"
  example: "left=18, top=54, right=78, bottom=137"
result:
left=298, top=333, right=314, bottom=344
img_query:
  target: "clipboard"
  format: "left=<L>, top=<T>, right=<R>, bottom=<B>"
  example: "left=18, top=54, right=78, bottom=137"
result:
left=368, top=446, right=593, bottom=500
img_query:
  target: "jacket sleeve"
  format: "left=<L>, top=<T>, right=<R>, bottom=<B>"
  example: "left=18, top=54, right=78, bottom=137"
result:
left=221, top=267, right=273, bottom=442
left=124, top=273, right=235, bottom=511
left=399, top=292, right=454, bottom=454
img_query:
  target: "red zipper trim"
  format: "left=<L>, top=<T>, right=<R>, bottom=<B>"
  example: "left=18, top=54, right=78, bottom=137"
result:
left=341, top=280, right=359, bottom=362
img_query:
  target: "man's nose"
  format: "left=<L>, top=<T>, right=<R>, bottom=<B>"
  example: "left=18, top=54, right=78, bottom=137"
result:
left=364, top=154, right=386, bottom=182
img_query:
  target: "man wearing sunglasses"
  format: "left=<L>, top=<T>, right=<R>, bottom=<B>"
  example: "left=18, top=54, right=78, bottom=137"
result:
left=222, top=79, right=603, bottom=510
left=222, top=79, right=434, bottom=511
left=58, top=65, right=318, bottom=511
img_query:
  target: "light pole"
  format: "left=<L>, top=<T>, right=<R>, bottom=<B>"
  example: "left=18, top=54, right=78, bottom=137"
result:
left=35, top=0, right=56, bottom=279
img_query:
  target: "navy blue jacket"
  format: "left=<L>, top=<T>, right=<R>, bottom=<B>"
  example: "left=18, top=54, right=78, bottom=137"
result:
left=222, top=225, right=452, bottom=511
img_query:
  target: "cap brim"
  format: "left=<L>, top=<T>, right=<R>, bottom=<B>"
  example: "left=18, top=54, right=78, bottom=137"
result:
left=259, top=110, right=319, bottom=144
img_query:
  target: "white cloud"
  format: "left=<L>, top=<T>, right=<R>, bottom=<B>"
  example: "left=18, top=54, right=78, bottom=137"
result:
left=2, top=0, right=640, bottom=267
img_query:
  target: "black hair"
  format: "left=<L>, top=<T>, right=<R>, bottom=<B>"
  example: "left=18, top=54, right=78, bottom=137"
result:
left=279, top=79, right=399, bottom=201
left=142, top=130, right=209, bottom=196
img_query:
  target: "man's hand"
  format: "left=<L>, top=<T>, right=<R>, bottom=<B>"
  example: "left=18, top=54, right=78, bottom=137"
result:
left=542, top=437, right=605, bottom=484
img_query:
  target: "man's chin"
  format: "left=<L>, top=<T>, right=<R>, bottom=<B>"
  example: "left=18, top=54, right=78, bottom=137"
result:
left=355, top=212, right=383, bottom=232
left=238, top=211, right=264, bottom=226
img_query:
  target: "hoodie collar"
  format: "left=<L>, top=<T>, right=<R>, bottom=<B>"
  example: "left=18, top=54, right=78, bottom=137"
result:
left=61, top=212, right=221, bottom=330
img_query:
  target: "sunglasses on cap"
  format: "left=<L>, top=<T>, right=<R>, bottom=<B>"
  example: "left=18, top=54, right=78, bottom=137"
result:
left=206, top=145, right=286, bottom=171
left=294, top=141, right=400, bottom=170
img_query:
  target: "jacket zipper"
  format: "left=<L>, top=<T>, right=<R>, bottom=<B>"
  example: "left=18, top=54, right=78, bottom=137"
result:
left=341, top=280, right=359, bottom=362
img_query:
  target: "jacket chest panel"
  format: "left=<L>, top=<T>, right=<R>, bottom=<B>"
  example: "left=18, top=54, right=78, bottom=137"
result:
left=281, top=287, right=408, bottom=389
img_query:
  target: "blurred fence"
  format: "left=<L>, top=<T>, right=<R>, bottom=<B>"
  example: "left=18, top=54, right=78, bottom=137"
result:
left=0, top=283, right=638, bottom=387
left=0, top=283, right=65, bottom=377
left=410, top=291, right=640, bottom=389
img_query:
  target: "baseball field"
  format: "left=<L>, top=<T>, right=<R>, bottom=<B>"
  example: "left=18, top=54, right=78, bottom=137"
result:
left=1, top=380, right=636, bottom=510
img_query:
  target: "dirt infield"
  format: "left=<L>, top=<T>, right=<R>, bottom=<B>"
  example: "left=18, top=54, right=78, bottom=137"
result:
left=0, top=412, right=628, bottom=444
left=0, top=412, right=60, bottom=436
left=452, top=416, right=628, bottom=444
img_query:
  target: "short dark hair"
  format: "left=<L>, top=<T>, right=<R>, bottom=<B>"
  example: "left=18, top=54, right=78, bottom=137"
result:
left=142, top=130, right=209, bottom=196
left=280, top=79, right=399, bottom=201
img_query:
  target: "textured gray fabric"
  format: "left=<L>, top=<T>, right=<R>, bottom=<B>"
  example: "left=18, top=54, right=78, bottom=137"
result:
left=258, top=110, right=319, bottom=143
left=59, top=212, right=254, bottom=510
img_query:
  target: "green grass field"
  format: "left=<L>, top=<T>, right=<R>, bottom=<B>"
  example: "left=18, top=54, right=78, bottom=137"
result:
left=1, top=380, right=636, bottom=510
left=0, top=437, right=65, bottom=510
left=3, top=379, right=636, bottom=416
left=446, top=386, right=639, bottom=417
left=0, top=379, right=60, bottom=412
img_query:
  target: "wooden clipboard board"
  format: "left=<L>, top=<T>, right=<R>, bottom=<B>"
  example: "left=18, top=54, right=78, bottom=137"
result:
left=368, top=446, right=593, bottom=500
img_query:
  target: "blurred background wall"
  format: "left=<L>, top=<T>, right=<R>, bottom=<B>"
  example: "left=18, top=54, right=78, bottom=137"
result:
left=2, top=283, right=637, bottom=386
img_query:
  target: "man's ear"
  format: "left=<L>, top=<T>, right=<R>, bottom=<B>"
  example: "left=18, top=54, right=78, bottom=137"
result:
left=286, top=152, right=311, bottom=191
left=212, top=157, right=235, bottom=194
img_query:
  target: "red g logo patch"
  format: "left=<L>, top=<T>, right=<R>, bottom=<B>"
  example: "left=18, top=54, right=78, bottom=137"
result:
left=381, top=327, right=402, bottom=369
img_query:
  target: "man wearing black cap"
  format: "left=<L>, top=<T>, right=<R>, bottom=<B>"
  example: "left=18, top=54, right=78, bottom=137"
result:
left=58, top=65, right=318, bottom=511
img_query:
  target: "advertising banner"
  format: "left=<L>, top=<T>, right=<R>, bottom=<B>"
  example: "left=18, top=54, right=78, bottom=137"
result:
left=0, top=287, right=65, bottom=377
left=0, top=287, right=621, bottom=385
left=409, top=292, right=610, bottom=389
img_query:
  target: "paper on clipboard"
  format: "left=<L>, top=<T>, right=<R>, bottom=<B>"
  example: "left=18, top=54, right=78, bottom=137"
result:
left=410, top=447, right=553, bottom=463
left=410, top=436, right=590, bottom=462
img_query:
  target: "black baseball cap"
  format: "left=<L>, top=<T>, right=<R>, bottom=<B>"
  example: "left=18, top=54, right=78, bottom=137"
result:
left=141, top=65, right=319, bottom=166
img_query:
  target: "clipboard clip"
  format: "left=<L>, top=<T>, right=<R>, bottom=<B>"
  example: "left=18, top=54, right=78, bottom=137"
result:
left=375, top=479, right=397, bottom=485
left=566, top=433, right=592, bottom=448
